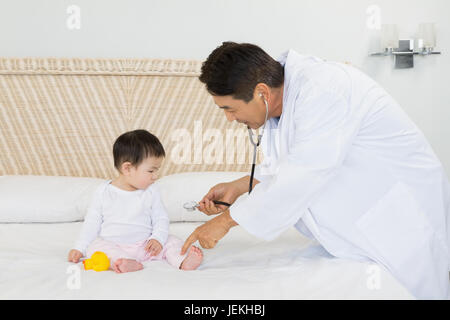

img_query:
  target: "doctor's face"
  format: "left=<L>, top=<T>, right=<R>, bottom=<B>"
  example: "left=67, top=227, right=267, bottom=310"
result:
left=213, top=94, right=267, bottom=130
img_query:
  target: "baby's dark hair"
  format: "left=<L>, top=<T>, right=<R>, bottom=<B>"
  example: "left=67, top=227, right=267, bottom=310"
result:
left=113, top=129, right=165, bottom=173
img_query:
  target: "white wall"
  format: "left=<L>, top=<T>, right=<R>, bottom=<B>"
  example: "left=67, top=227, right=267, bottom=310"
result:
left=1, top=0, right=449, bottom=175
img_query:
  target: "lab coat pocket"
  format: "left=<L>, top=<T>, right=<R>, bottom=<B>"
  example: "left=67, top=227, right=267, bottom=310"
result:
left=355, top=181, right=434, bottom=273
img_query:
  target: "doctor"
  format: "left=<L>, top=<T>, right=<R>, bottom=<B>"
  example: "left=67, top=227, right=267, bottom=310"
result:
left=181, top=42, right=450, bottom=299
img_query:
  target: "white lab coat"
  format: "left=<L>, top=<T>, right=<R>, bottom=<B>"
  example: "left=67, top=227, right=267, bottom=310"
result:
left=229, top=49, right=450, bottom=299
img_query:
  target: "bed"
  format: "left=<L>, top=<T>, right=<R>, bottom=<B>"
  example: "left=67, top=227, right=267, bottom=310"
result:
left=0, top=221, right=413, bottom=299
left=0, top=57, right=414, bottom=299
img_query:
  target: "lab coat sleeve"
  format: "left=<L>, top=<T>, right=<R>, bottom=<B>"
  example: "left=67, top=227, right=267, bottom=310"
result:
left=147, top=186, right=169, bottom=246
left=230, top=78, right=360, bottom=241
left=73, top=184, right=104, bottom=256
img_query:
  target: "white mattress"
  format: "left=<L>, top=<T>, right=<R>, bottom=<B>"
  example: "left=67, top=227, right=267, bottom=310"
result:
left=0, top=222, right=414, bottom=299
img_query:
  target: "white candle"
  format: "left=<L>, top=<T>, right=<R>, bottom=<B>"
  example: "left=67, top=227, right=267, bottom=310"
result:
left=380, top=24, right=399, bottom=49
left=418, top=23, right=436, bottom=48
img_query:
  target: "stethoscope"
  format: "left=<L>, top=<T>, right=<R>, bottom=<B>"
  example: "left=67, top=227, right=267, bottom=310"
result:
left=247, top=93, right=269, bottom=194
left=183, top=94, right=269, bottom=212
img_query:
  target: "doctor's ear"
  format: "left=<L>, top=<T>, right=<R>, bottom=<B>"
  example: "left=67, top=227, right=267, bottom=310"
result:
left=259, top=93, right=268, bottom=105
left=254, top=83, right=270, bottom=102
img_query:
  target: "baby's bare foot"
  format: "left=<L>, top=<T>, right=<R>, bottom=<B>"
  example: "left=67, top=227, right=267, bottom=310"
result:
left=180, top=246, right=203, bottom=270
left=113, top=258, right=143, bottom=273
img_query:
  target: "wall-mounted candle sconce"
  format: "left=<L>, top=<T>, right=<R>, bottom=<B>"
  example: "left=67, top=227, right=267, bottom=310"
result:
left=369, top=23, right=441, bottom=69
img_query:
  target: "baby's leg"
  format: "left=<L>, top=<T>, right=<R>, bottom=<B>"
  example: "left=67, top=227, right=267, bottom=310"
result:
left=110, top=242, right=147, bottom=273
left=113, top=258, right=143, bottom=273
left=85, top=238, right=126, bottom=268
left=180, top=246, right=203, bottom=271
left=163, top=235, right=203, bottom=270
left=86, top=238, right=141, bottom=272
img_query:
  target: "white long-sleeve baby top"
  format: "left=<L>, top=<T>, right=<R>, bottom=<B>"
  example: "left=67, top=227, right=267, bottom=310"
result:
left=74, top=180, right=169, bottom=256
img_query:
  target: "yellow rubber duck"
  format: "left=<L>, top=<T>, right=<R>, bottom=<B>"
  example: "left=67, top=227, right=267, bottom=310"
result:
left=83, top=251, right=110, bottom=272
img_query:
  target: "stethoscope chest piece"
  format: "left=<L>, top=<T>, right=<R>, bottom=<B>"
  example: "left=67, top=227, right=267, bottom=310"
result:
left=183, top=201, right=199, bottom=212
left=183, top=200, right=232, bottom=212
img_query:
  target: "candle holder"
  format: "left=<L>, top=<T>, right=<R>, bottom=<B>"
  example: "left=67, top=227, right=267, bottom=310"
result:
left=369, top=23, right=441, bottom=68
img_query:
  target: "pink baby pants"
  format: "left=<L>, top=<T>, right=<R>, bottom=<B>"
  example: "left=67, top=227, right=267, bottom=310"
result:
left=85, top=235, right=188, bottom=269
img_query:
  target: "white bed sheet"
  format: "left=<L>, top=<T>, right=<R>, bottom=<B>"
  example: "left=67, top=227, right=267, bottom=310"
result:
left=0, top=222, right=414, bottom=299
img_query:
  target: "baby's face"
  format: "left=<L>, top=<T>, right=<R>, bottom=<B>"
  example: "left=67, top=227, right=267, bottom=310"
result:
left=130, top=156, right=164, bottom=190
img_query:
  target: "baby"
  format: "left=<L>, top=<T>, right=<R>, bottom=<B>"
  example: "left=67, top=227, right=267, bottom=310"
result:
left=68, top=129, right=203, bottom=273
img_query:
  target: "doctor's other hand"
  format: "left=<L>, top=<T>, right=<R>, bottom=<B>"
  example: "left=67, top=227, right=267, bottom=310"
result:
left=198, top=182, right=240, bottom=216
left=68, top=249, right=83, bottom=263
left=181, top=210, right=237, bottom=254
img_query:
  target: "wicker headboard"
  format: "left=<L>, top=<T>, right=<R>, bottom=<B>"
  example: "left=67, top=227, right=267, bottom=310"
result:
left=0, top=58, right=259, bottom=179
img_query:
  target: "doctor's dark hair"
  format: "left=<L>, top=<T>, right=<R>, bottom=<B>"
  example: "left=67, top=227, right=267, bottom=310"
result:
left=199, top=42, right=284, bottom=103
left=113, top=129, right=165, bottom=173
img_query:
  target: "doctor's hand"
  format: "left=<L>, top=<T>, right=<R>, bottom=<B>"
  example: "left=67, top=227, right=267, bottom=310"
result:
left=198, top=182, right=240, bottom=216
left=181, top=210, right=238, bottom=254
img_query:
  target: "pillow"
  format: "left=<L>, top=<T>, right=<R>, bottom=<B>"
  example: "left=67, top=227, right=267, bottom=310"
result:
left=0, top=175, right=106, bottom=223
left=156, top=171, right=249, bottom=222
left=0, top=172, right=249, bottom=223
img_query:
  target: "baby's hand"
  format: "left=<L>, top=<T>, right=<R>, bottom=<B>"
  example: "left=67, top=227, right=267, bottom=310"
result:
left=68, top=249, right=83, bottom=263
left=145, top=239, right=162, bottom=257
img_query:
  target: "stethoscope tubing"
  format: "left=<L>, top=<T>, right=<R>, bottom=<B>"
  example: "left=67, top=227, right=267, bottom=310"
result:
left=247, top=97, right=269, bottom=194
left=184, top=97, right=269, bottom=212
left=212, top=200, right=231, bottom=207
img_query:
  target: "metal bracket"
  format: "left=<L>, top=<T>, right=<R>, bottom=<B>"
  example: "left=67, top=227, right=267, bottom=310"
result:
left=369, top=39, right=441, bottom=69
